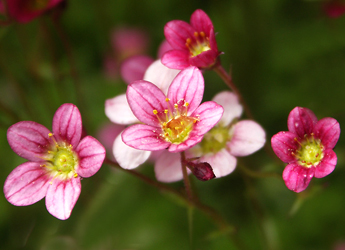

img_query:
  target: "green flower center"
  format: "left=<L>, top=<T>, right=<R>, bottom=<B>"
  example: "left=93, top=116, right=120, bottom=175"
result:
left=294, top=134, right=324, bottom=168
left=185, top=31, right=211, bottom=57
left=199, top=125, right=230, bottom=154
left=43, top=133, right=79, bottom=179
left=153, top=99, right=199, bottom=144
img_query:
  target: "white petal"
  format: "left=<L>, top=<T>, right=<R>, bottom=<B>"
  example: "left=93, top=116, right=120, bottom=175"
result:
left=228, top=120, right=266, bottom=157
left=200, top=149, right=237, bottom=178
left=155, top=151, right=189, bottom=183
left=143, top=60, right=180, bottom=95
left=105, top=94, right=139, bottom=125
left=113, top=133, right=151, bottom=169
left=212, top=91, right=243, bottom=126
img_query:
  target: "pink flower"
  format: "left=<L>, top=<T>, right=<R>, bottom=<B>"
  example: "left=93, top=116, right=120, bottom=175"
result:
left=105, top=60, right=180, bottom=169
left=162, top=9, right=220, bottom=70
left=154, top=91, right=266, bottom=182
left=119, top=40, right=173, bottom=84
left=271, top=107, right=340, bottom=193
left=5, top=0, right=64, bottom=23
left=323, top=1, right=345, bottom=18
left=122, top=66, right=224, bottom=153
left=4, top=104, right=106, bottom=220
left=103, top=27, right=150, bottom=80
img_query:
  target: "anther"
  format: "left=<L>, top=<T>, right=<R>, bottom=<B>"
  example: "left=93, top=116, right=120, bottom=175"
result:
left=153, top=110, right=158, bottom=115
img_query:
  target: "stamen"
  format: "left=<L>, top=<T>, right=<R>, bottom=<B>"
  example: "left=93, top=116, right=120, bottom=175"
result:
left=294, top=138, right=303, bottom=147
left=48, top=133, right=59, bottom=147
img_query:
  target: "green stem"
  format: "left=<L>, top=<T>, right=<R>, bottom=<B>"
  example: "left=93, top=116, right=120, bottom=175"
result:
left=105, top=158, right=248, bottom=250
left=213, top=64, right=254, bottom=120
left=181, top=152, right=194, bottom=201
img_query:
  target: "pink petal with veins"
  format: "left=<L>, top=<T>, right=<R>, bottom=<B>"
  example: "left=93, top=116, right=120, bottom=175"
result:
left=45, top=176, right=81, bottom=220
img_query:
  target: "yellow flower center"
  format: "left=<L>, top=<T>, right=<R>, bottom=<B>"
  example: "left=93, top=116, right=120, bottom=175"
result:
left=42, top=133, right=79, bottom=180
left=153, top=99, right=199, bottom=144
left=199, top=125, right=230, bottom=154
left=294, top=133, right=324, bottom=168
left=185, top=31, right=211, bottom=57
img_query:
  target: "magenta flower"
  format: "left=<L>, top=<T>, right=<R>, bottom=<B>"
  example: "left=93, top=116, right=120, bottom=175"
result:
left=122, top=66, right=224, bottom=153
left=5, top=0, right=64, bottom=23
left=4, top=104, right=106, bottom=220
left=323, top=1, right=345, bottom=18
left=271, top=107, right=340, bottom=193
left=162, top=9, right=220, bottom=70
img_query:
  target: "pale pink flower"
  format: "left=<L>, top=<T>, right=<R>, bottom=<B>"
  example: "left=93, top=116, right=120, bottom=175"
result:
left=162, top=9, right=220, bottom=70
left=105, top=60, right=180, bottom=169
left=4, top=104, right=106, bottom=220
left=271, top=107, right=340, bottom=192
left=5, top=0, right=64, bottom=23
left=103, top=27, right=150, bottom=80
left=122, top=66, right=224, bottom=153
left=155, top=91, right=266, bottom=182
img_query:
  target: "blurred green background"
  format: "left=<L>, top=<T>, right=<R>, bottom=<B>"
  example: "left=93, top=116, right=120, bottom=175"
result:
left=0, top=0, right=345, bottom=249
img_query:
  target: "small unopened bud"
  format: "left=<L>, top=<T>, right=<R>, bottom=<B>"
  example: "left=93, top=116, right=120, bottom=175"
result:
left=186, top=161, right=215, bottom=181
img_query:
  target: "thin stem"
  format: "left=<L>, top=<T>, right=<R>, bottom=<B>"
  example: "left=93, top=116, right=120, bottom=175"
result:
left=105, top=158, right=248, bottom=250
left=181, top=152, right=194, bottom=201
left=213, top=64, right=254, bottom=120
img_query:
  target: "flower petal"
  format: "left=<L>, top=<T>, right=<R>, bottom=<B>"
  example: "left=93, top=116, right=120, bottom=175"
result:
left=314, top=149, right=337, bottom=178
left=143, top=59, right=180, bottom=95
left=113, top=133, right=151, bottom=169
left=155, top=151, right=187, bottom=182
left=45, top=176, right=81, bottom=220
left=122, top=124, right=170, bottom=151
left=282, top=163, right=315, bottom=193
left=75, top=136, right=106, bottom=178
left=52, top=103, right=82, bottom=148
left=314, top=117, right=340, bottom=149
left=164, top=20, right=195, bottom=50
left=105, top=94, right=139, bottom=125
left=191, top=101, right=224, bottom=136
left=228, top=120, right=266, bottom=157
left=271, top=131, right=299, bottom=163
left=190, top=9, right=213, bottom=35
left=157, top=40, right=173, bottom=59
left=4, top=162, right=51, bottom=206
left=120, top=55, right=154, bottom=84
left=188, top=49, right=219, bottom=69
left=200, top=149, right=237, bottom=178
left=127, top=80, right=168, bottom=127
left=161, top=50, right=191, bottom=70
left=7, top=121, right=52, bottom=162
left=168, top=66, right=204, bottom=114
left=287, top=107, right=318, bottom=138
left=212, top=91, right=243, bottom=126
left=96, top=123, right=125, bottom=153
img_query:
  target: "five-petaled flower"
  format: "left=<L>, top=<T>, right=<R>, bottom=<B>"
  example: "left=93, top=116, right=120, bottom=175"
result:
left=271, top=107, right=340, bottom=193
left=122, top=66, right=224, bottom=153
left=4, top=0, right=64, bottom=23
left=154, top=91, right=266, bottom=183
left=162, top=9, right=220, bottom=70
left=4, top=103, right=106, bottom=220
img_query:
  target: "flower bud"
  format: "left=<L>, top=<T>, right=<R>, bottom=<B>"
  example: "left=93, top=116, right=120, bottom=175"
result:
left=186, top=161, right=215, bottom=181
